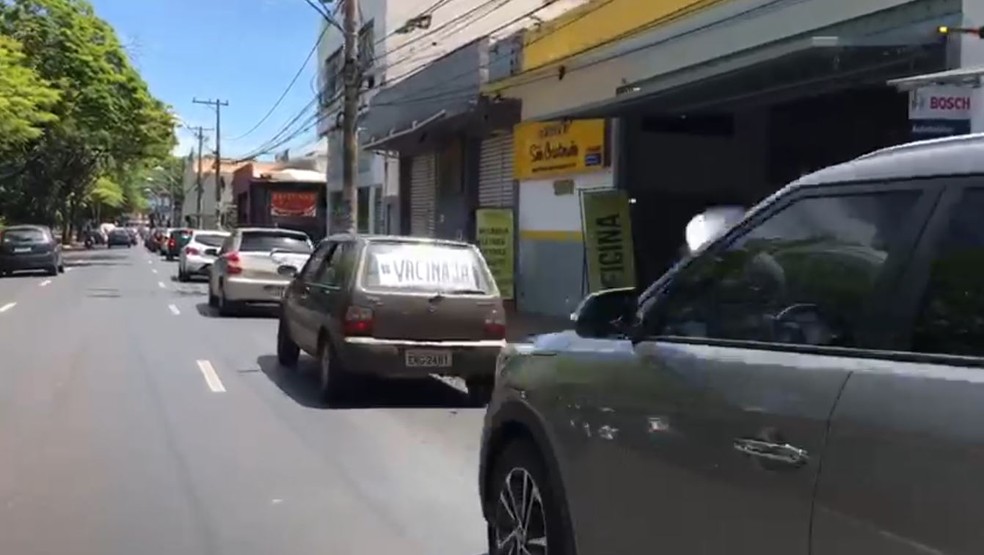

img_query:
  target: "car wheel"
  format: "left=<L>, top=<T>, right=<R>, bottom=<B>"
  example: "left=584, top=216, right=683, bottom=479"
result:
left=318, top=335, right=353, bottom=403
left=208, top=287, right=218, bottom=308
left=177, top=269, right=188, bottom=282
left=57, top=263, right=65, bottom=273
left=466, top=378, right=494, bottom=407
left=487, top=440, right=572, bottom=555
left=47, top=265, right=58, bottom=276
left=277, top=318, right=300, bottom=368
left=217, top=288, right=237, bottom=317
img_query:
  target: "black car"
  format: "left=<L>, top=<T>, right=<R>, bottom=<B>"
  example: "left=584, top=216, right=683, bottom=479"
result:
left=0, top=225, right=64, bottom=276
left=107, top=228, right=132, bottom=248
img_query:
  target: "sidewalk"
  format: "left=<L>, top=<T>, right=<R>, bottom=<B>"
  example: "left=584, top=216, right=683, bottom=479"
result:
left=506, top=308, right=570, bottom=342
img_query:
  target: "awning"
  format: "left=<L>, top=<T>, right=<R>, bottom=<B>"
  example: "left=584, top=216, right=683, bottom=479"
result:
left=887, top=66, right=984, bottom=90
left=532, top=35, right=945, bottom=121
left=362, top=110, right=448, bottom=151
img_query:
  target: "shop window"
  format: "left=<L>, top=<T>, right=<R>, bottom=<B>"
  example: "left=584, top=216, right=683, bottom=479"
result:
left=646, top=191, right=920, bottom=348
left=912, top=189, right=984, bottom=357
left=323, top=48, right=342, bottom=105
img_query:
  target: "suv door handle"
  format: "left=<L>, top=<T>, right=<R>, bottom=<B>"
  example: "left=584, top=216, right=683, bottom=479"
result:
left=733, top=438, right=809, bottom=467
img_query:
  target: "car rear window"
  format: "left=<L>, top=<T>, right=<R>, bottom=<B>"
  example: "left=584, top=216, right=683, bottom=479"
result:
left=194, top=233, right=227, bottom=247
left=170, top=229, right=191, bottom=238
left=2, top=229, right=47, bottom=243
left=361, top=242, right=494, bottom=294
left=240, top=232, right=312, bottom=253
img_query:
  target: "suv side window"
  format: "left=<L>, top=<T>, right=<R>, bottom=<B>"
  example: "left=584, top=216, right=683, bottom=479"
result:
left=646, top=191, right=920, bottom=348
left=911, top=189, right=984, bottom=356
left=314, top=241, right=354, bottom=287
left=300, top=242, right=335, bottom=282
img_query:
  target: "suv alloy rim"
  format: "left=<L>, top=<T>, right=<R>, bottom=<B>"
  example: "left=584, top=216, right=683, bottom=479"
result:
left=493, top=467, right=548, bottom=555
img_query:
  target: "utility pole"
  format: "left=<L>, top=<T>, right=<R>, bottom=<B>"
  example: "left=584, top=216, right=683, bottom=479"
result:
left=193, top=97, right=229, bottom=229
left=341, top=0, right=359, bottom=233
left=188, top=126, right=213, bottom=228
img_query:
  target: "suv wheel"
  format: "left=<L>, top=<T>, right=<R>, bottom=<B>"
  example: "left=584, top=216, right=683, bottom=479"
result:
left=208, top=287, right=218, bottom=308
left=217, top=289, right=237, bottom=317
left=277, top=318, right=300, bottom=368
left=46, top=265, right=58, bottom=276
left=487, top=440, right=572, bottom=555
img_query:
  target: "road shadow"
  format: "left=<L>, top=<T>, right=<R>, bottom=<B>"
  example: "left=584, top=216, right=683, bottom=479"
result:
left=63, top=251, right=133, bottom=267
left=0, top=271, right=53, bottom=278
left=194, top=302, right=279, bottom=319
left=254, top=354, right=472, bottom=410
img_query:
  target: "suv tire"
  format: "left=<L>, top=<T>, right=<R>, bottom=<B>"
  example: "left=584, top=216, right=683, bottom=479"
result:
left=277, top=318, right=300, bottom=368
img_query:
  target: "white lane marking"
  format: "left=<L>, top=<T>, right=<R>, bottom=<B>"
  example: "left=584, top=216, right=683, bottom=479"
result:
left=151, top=268, right=158, bottom=274
left=430, top=374, right=469, bottom=394
left=158, top=281, right=166, bottom=289
left=65, top=267, right=73, bottom=272
left=39, top=279, right=51, bottom=287
left=168, top=304, right=180, bottom=315
left=0, top=302, right=16, bottom=313
left=147, top=259, right=152, bottom=264
left=196, top=360, right=226, bottom=393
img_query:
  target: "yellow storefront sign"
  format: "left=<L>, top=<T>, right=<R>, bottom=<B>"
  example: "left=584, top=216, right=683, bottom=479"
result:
left=581, top=190, right=636, bottom=293
left=513, top=119, right=606, bottom=180
left=475, top=208, right=515, bottom=299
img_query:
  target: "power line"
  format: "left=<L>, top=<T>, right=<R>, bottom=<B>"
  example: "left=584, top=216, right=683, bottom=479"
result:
left=229, top=25, right=329, bottom=141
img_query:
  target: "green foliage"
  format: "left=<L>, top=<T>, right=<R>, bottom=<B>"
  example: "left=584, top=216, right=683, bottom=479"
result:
left=88, top=176, right=124, bottom=208
left=0, top=35, right=58, bottom=150
left=0, top=0, right=177, bottom=232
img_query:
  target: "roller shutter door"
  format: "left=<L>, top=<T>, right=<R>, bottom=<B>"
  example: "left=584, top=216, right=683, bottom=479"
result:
left=478, top=133, right=514, bottom=207
left=409, top=153, right=436, bottom=237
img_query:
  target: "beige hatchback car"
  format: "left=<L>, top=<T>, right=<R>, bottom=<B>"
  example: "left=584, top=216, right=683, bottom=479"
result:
left=276, top=234, right=506, bottom=404
left=208, top=227, right=314, bottom=316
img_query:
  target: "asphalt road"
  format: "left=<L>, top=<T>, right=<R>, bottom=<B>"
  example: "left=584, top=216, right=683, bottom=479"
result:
left=0, top=246, right=488, bottom=555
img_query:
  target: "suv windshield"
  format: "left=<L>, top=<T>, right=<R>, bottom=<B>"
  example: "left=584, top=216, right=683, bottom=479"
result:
left=3, top=229, right=47, bottom=243
left=195, top=233, right=227, bottom=247
left=240, top=232, right=311, bottom=253
left=361, top=242, right=494, bottom=294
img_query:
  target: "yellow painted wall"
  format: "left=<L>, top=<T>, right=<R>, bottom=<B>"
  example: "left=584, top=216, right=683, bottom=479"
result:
left=521, top=0, right=725, bottom=72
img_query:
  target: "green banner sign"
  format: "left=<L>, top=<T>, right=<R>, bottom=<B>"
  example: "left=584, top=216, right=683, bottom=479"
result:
left=476, top=208, right=515, bottom=299
left=582, top=190, right=636, bottom=293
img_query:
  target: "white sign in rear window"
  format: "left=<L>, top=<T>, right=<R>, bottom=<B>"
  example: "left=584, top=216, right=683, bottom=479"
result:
left=375, top=248, right=476, bottom=289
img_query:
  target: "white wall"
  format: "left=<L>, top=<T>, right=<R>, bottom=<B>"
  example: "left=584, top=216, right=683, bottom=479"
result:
left=518, top=169, right=613, bottom=234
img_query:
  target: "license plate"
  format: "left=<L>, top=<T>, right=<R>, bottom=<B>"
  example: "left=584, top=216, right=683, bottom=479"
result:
left=265, top=285, right=284, bottom=296
left=13, top=248, right=30, bottom=253
left=405, top=350, right=452, bottom=368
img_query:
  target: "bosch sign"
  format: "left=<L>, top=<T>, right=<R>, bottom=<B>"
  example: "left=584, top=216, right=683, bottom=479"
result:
left=929, top=95, right=971, bottom=111
left=909, top=85, right=973, bottom=120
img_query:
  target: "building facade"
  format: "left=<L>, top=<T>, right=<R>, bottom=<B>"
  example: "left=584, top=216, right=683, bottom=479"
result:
left=316, top=0, right=585, bottom=236
left=479, top=0, right=983, bottom=319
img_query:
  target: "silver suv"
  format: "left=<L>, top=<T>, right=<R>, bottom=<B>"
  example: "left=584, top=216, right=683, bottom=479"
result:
left=479, top=133, right=984, bottom=555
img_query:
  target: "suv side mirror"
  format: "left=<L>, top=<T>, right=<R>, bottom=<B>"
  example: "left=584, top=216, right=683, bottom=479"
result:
left=572, top=287, right=637, bottom=339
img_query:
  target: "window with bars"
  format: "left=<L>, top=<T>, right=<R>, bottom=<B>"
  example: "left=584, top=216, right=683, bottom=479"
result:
left=322, top=48, right=342, bottom=106
left=358, top=21, right=375, bottom=71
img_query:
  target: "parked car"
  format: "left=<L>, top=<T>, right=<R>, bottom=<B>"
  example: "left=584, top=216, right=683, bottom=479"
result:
left=207, top=227, right=313, bottom=315
left=106, top=228, right=132, bottom=248
left=276, top=234, right=505, bottom=403
left=0, top=225, right=64, bottom=276
left=178, top=230, right=229, bottom=281
left=478, top=133, right=984, bottom=555
left=146, top=228, right=168, bottom=252
left=162, top=228, right=191, bottom=260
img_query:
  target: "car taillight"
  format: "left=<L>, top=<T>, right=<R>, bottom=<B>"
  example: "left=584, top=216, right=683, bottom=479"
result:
left=484, top=308, right=507, bottom=340
left=185, top=246, right=200, bottom=256
left=224, top=252, right=242, bottom=274
left=343, top=305, right=374, bottom=337
left=168, top=238, right=176, bottom=249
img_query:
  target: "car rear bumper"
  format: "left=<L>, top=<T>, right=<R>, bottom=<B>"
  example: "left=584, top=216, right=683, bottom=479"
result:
left=223, top=276, right=289, bottom=303
left=182, top=256, right=215, bottom=275
left=0, top=252, right=56, bottom=271
left=340, top=337, right=504, bottom=379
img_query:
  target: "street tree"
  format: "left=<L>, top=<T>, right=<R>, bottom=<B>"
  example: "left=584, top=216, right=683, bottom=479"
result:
left=0, top=35, right=58, bottom=154
left=0, top=0, right=176, bottom=237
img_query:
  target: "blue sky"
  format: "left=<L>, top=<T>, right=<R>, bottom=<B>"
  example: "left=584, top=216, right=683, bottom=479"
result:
left=90, top=0, right=324, bottom=160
